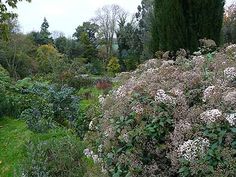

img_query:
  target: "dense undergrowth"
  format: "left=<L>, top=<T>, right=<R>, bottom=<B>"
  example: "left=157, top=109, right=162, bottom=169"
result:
left=1, top=44, right=236, bottom=177
left=0, top=63, right=106, bottom=176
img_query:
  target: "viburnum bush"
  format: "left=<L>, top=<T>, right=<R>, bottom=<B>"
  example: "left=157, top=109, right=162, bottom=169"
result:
left=85, top=45, right=236, bottom=176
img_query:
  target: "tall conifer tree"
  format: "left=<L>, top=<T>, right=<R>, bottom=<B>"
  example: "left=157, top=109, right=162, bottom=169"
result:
left=153, top=0, right=225, bottom=52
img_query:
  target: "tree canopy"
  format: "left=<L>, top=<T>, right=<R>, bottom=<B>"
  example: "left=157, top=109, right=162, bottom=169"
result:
left=0, top=0, right=31, bottom=39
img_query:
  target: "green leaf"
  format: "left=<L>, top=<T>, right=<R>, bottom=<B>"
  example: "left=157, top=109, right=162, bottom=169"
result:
left=231, top=128, right=236, bottom=133
left=178, top=166, right=188, bottom=173
left=125, top=172, right=132, bottom=177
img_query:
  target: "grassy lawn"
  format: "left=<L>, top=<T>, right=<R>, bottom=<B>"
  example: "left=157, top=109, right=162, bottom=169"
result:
left=0, top=118, right=32, bottom=177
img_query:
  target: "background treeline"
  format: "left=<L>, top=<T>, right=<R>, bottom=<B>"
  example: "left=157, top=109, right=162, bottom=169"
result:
left=2, top=0, right=236, bottom=81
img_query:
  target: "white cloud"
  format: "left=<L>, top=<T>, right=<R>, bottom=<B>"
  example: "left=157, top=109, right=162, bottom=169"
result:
left=15, top=0, right=140, bottom=36
left=15, top=0, right=234, bottom=37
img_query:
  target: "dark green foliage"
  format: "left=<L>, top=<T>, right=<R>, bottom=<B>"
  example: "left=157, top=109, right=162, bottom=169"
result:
left=116, top=21, right=142, bottom=71
left=20, top=82, right=79, bottom=132
left=155, top=0, right=186, bottom=51
left=66, top=74, right=95, bottom=90
left=21, top=108, right=54, bottom=133
left=39, top=17, right=53, bottom=44
left=0, top=64, right=21, bottom=117
left=30, top=18, right=53, bottom=45
left=153, top=0, right=225, bottom=52
left=17, top=129, right=87, bottom=177
left=88, top=58, right=106, bottom=75
left=0, top=65, right=12, bottom=117
left=54, top=36, right=71, bottom=56
left=74, top=22, right=99, bottom=44
left=73, top=22, right=99, bottom=60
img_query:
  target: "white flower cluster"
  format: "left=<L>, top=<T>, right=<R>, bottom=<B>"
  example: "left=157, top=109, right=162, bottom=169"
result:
left=224, top=67, right=236, bottom=81
left=192, top=55, right=205, bottom=67
left=144, top=59, right=158, bottom=69
left=161, top=60, right=175, bottom=67
left=155, top=89, right=175, bottom=104
left=178, top=137, right=210, bottom=161
left=84, top=148, right=101, bottom=163
left=145, top=68, right=159, bottom=74
left=131, top=103, right=144, bottom=114
left=225, top=113, right=236, bottom=126
left=200, top=109, right=222, bottom=124
left=226, top=44, right=236, bottom=53
left=89, top=121, right=94, bottom=130
left=114, top=78, right=136, bottom=99
left=203, top=86, right=215, bottom=102
left=98, top=95, right=105, bottom=105
left=177, top=121, right=192, bottom=132
left=115, top=85, right=127, bottom=98
left=98, top=144, right=103, bottom=153
left=170, top=87, right=184, bottom=97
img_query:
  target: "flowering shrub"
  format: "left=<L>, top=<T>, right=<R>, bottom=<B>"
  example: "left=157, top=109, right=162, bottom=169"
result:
left=178, top=137, right=210, bottom=162
left=99, top=91, right=175, bottom=176
left=86, top=44, right=236, bottom=176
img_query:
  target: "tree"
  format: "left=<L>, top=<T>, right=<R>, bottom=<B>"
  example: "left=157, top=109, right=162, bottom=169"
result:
left=31, top=18, right=53, bottom=45
left=36, top=44, right=62, bottom=73
left=73, top=22, right=99, bottom=43
left=73, top=22, right=99, bottom=60
left=116, top=13, right=129, bottom=58
left=39, top=17, right=53, bottom=44
left=223, top=3, right=236, bottom=43
left=136, top=0, right=155, bottom=59
left=116, top=17, right=143, bottom=71
left=0, top=0, right=31, bottom=39
left=0, top=32, right=37, bottom=79
left=153, top=0, right=225, bottom=52
left=107, top=57, right=120, bottom=75
left=154, top=0, right=186, bottom=51
left=55, top=36, right=69, bottom=54
left=93, top=4, right=126, bottom=61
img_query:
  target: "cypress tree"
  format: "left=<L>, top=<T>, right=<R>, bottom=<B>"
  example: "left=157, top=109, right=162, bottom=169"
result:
left=153, top=0, right=225, bottom=52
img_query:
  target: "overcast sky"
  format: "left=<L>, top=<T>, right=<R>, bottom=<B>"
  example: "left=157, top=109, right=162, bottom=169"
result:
left=15, top=0, right=236, bottom=37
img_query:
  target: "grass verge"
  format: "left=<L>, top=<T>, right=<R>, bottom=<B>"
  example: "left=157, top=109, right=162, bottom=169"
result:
left=0, top=118, right=32, bottom=177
